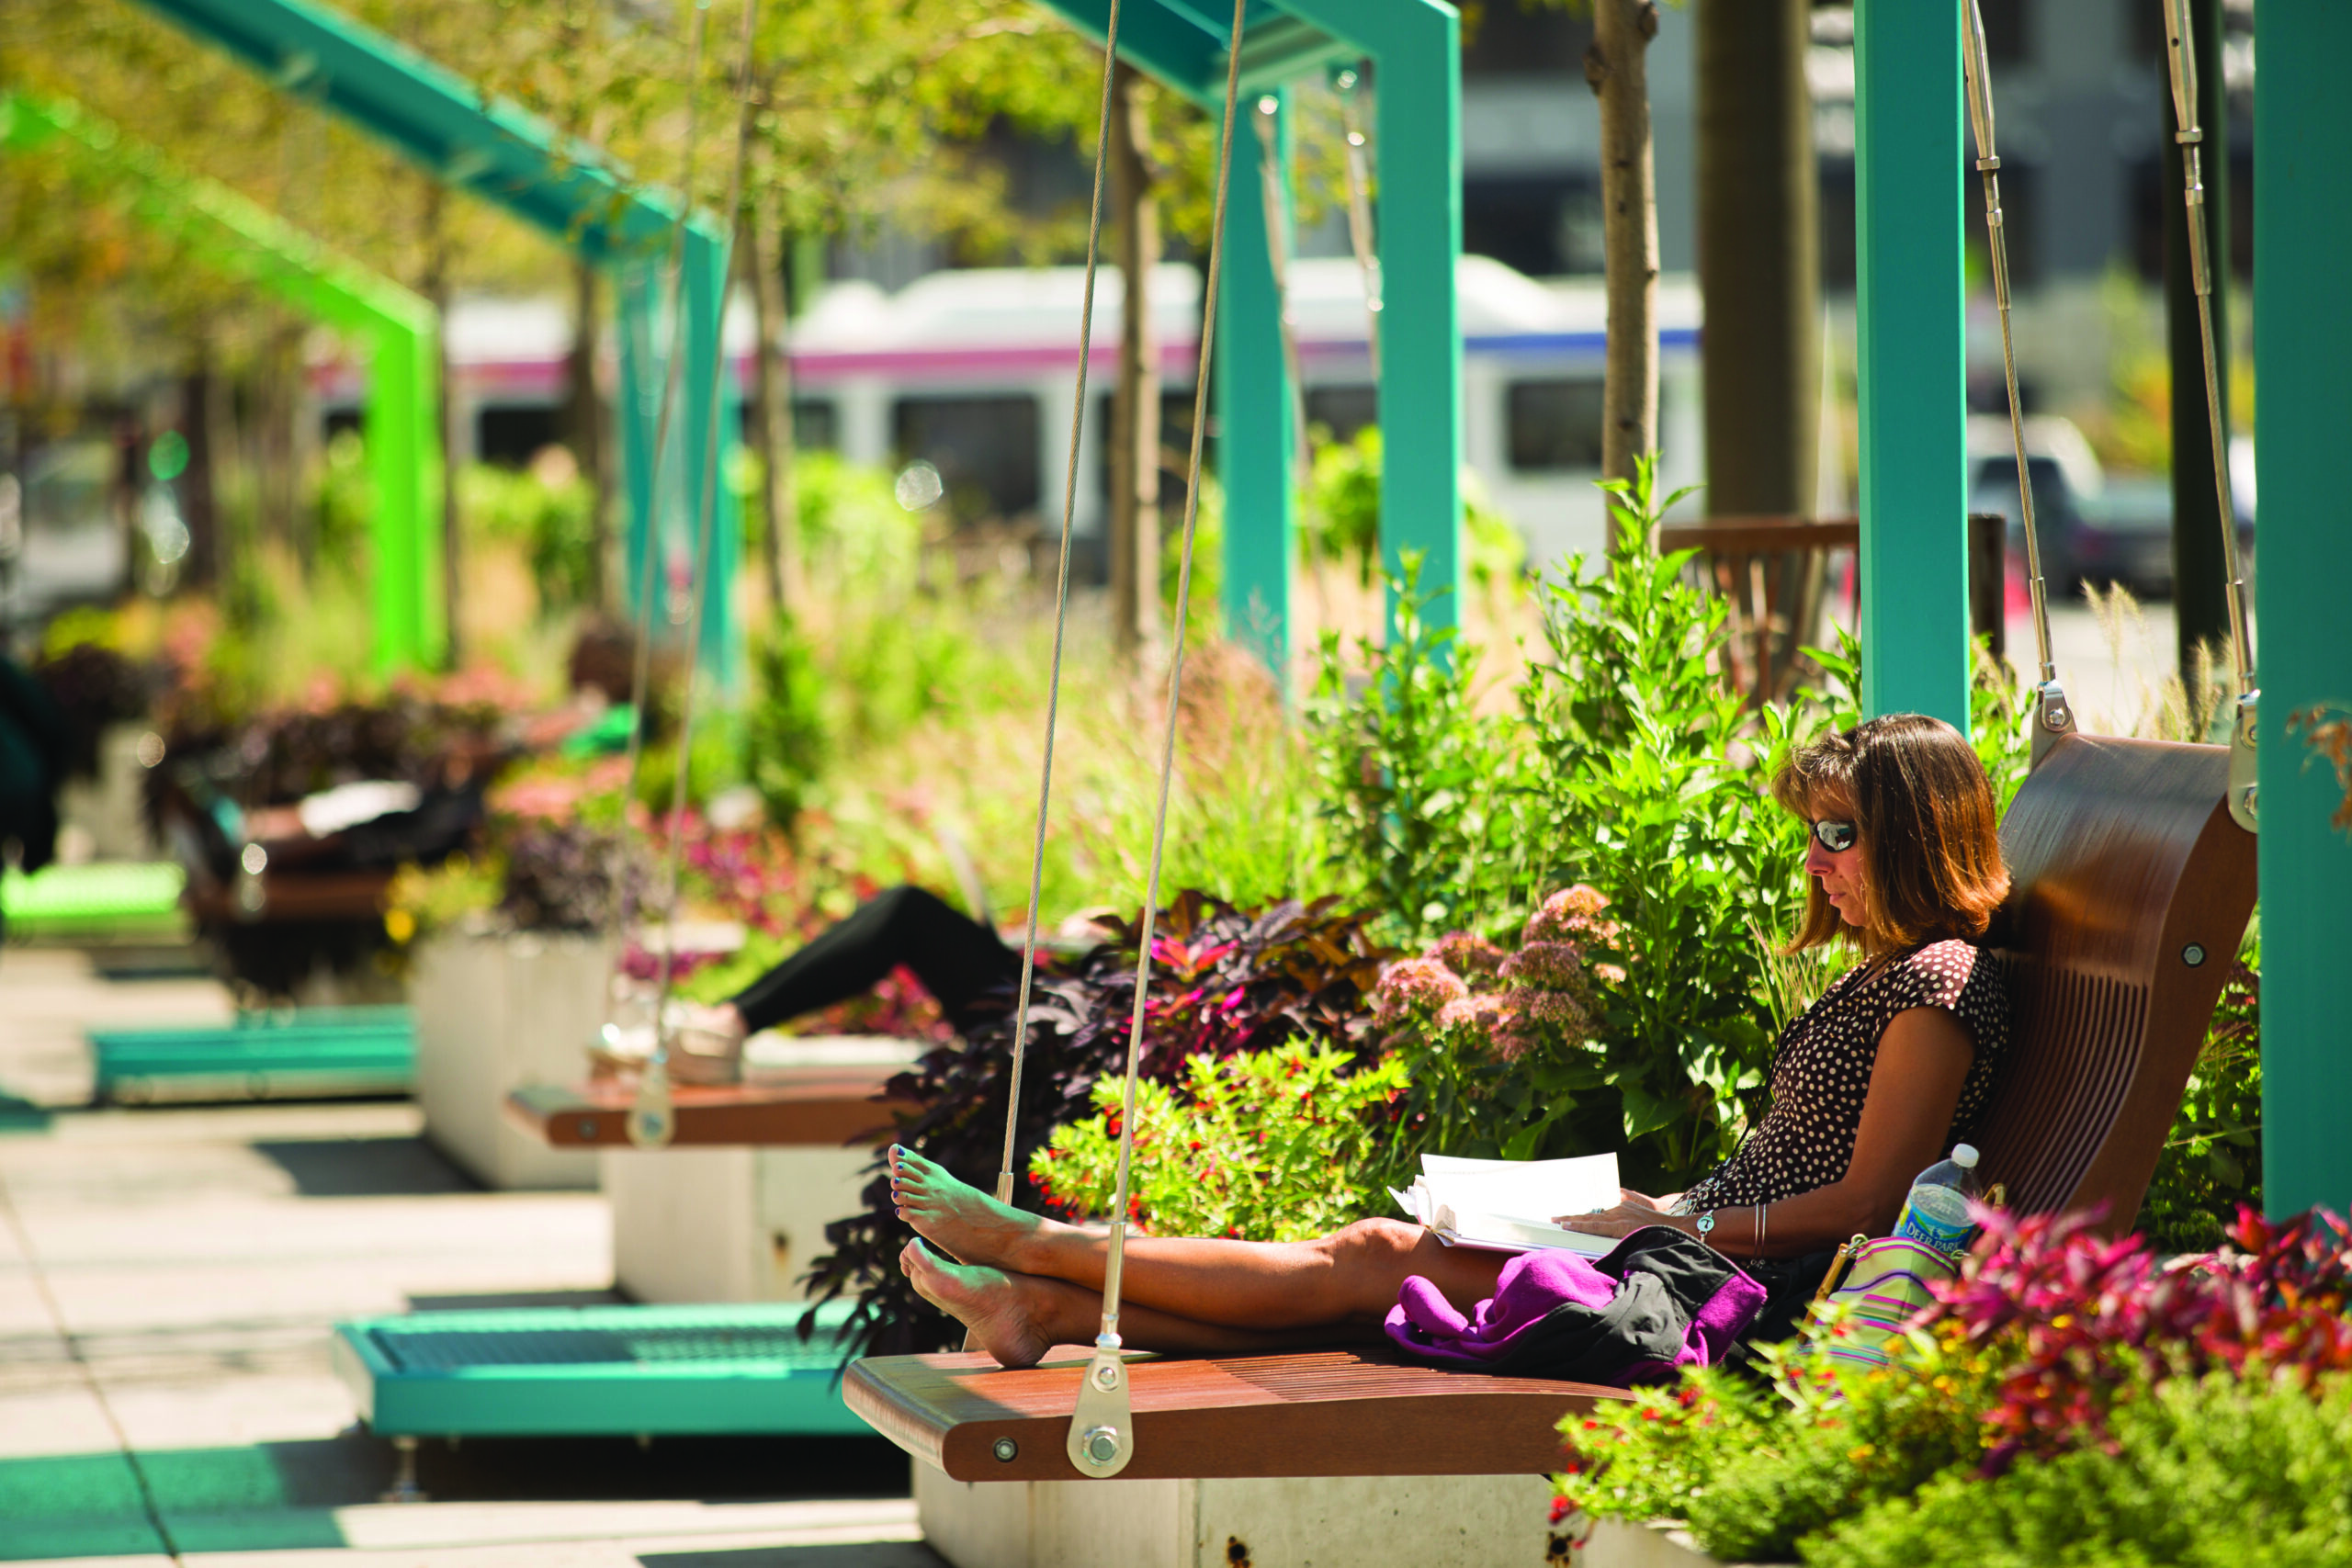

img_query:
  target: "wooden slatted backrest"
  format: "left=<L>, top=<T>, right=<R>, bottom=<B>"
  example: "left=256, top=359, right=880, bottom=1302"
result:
left=1977, top=733, right=2257, bottom=1226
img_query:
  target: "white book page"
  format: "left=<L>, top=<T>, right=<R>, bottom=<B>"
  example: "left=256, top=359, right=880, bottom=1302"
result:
left=1389, top=1152, right=1626, bottom=1255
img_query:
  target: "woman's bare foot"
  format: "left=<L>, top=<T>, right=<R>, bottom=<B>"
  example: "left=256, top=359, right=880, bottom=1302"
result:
left=899, top=1239, right=1057, bottom=1370
left=889, top=1145, right=1049, bottom=1269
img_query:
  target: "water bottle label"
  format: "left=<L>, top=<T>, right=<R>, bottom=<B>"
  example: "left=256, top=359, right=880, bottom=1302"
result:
left=1894, top=1186, right=1976, bottom=1256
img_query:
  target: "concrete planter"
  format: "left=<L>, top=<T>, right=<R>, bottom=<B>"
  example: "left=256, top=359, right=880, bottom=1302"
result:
left=1577, top=1517, right=1738, bottom=1566
left=913, top=1463, right=1563, bottom=1568
left=412, top=929, right=611, bottom=1190
left=602, top=1035, right=924, bottom=1303
left=603, top=1143, right=876, bottom=1303
left=57, top=723, right=156, bottom=863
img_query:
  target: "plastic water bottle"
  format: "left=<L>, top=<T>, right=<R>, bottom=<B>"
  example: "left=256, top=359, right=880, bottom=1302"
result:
left=1893, top=1145, right=1984, bottom=1257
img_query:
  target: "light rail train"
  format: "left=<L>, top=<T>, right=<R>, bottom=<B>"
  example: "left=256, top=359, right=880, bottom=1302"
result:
left=328, top=255, right=1703, bottom=572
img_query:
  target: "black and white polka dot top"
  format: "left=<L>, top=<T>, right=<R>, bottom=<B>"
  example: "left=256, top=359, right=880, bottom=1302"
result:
left=1679, top=939, right=2011, bottom=1213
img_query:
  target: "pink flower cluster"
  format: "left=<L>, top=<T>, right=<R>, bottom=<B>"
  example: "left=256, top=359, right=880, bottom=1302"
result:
left=1523, top=885, right=1626, bottom=984
left=1369, top=887, right=1614, bottom=1060
left=1373, top=957, right=1468, bottom=1024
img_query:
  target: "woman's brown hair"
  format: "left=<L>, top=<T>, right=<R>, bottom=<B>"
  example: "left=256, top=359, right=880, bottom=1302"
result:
left=1773, top=713, right=2009, bottom=952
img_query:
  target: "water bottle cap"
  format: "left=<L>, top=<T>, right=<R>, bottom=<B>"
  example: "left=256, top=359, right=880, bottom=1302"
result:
left=1951, top=1144, right=1980, bottom=1168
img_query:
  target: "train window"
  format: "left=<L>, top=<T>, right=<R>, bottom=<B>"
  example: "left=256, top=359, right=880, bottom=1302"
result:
left=1506, top=378, right=1606, bottom=471
left=1091, top=389, right=1204, bottom=508
left=792, top=399, right=838, bottom=452
left=476, top=405, right=560, bottom=468
left=1305, top=386, right=1377, bottom=446
left=892, top=394, right=1040, bottom=525
left=735, top=398, right=838, bottom=451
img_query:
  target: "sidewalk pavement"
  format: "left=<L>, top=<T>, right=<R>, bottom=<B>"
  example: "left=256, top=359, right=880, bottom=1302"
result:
left=0, top=948, right=933, bottom=1567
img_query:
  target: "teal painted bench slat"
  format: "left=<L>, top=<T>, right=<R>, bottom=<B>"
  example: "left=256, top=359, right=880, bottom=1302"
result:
left=88, top=1007, right=415, bottom=1101
left=331, top=1301, right=870, bottom=1438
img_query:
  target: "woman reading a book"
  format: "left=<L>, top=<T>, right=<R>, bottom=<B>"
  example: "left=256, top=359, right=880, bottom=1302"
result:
left=889, top=713, right=2012, bottom=1368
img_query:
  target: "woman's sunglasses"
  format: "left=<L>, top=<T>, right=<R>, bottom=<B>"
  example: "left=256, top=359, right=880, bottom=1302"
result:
left=1810, top=818, right=1858, bottom=853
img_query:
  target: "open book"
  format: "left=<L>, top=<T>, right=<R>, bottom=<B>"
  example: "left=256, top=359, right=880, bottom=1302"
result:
left=1388, top=1152, right=1624, bottom=1258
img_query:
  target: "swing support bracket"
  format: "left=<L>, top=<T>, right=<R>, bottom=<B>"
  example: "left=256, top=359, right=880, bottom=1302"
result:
left=1067, top=1334, right=1135, bottom=1477
left=2030, top=678, right=2075, bottom=770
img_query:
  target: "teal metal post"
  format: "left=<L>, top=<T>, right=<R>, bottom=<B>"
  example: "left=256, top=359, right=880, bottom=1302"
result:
left=1360, top=1, right=1463, bottom=626
left=367, top=321, right=443, bottom=671
left=615, top=242, right=739, bottom=689
left=1851, top=0, right=1968, bottom=731
left=2255, top=0, right=2352, bottom=1220
left=1219, top=89, right=1295, bottom=671
left=680, top=226, right=741, bottom=685
left=617, top=263, right=661, bottom=627
left=1028, top=0, right=1464, bottom=637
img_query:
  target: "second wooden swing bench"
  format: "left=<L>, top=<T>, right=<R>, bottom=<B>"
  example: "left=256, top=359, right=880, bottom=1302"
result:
left=843, top=737, right=2258, bottom=1480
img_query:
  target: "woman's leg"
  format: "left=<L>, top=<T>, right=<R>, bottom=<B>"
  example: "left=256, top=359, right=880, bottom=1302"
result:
left=900, top=1241, right=1366, bottom=1369
left=728, top=885, right=1017, bottom=1034
left=890, top=1147, right=1508, bottom=1333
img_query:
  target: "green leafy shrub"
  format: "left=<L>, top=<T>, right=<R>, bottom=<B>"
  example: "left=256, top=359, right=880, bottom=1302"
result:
left=1307, top=555, right=1522, bottom=948
left=458, top=460, right=597, bottom=610
left=2142, top=940, right=2261, bottom=1253
left=1819, top=1371, right=2352, bottom=1568
left=742, top=618, right=831, bottom=831
left=1030, top=1043, right=1408, bottom=1243
left=1519, top=459, right=1805, bottom=1186
left=1558, top=1205, right=2352, bottom=1562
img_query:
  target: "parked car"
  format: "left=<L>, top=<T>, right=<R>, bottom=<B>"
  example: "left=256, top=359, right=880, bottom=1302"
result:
left=1966, top=416, right=2255, bottom=601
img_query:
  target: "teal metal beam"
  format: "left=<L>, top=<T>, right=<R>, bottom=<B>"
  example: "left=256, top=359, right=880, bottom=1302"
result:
left=2255, top=0, right=2352, bottom=1221
left=1851, top=0, right=1968, bottom=731
left=1035, top=0, right=1464, bottom=653
left=1219, top=89, right=1295, bottom=666
left=127, top=0, right=737, bottom=679
left=0, top=90, right=443, bottom=672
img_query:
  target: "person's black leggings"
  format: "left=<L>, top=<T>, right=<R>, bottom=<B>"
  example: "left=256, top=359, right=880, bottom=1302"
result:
left=727, top=885, right=1017, bottom=1035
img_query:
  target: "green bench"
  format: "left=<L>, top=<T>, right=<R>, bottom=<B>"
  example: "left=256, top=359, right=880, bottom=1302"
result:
left=88, top=1006, right=414, bottom=1103
left=331, top=1300, right=870, bottom=1497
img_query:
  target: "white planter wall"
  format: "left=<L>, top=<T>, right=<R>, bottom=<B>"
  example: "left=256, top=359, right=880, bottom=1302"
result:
left=57, top=724, right=155, bottom=862
left=913, top=1462, right=1565, bottom=1568
left=412, top=930, right=610, bottom=1190
left=602, top=1143, right=876, bottom=1303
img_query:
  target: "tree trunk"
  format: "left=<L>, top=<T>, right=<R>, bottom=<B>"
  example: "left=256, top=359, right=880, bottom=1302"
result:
left=2164, top=0, right=2232, bottom=687
left=1109, top=59, right=1161, bottom=660
left=419, top=180, right=461, bottom=668
left=566, top=257, right=610, bottom=610
left=1697, top=0, right=1817, bottom=518
left=180, top=343, right=220, bottom=588
left=1587, top=0, right=1661, bottom=529
left=742, top=197, right=799, bottom=617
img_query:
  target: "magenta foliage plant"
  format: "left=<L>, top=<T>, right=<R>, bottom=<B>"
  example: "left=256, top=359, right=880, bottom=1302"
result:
left=1921, top=1203, right=2352, bottom=1472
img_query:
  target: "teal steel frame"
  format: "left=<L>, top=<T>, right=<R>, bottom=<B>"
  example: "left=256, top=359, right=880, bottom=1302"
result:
left=1035, top=1, right=1463, bottom=664
left=125, top=0, right=738, bottom=678
left=2253, top=0, right=2352, bottom=1220
left=0, top=91, right=443, bottom=672
left=1851, top=0, right=1969, bottom=731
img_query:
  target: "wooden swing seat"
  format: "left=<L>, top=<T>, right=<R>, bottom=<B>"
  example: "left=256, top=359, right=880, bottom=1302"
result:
left=848, top=1344, right=1614, bottom=1482
left=843, top=731, right=2256, bottom=1482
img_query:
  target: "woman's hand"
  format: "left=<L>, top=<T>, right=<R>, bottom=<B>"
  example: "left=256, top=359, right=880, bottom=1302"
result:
left=1555, top=1200, right=1688, bottom=1239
